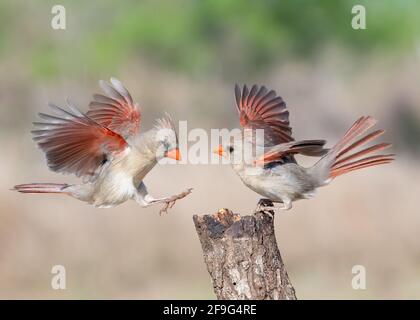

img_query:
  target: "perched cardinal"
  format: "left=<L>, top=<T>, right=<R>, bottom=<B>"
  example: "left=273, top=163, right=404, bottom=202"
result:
left=215, top=84, right=394, bottom=211
left=14, top=78, right=192, bottom=214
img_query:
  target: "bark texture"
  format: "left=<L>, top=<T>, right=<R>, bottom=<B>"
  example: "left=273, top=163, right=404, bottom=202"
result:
left=193, top=208, right=296, bottom=300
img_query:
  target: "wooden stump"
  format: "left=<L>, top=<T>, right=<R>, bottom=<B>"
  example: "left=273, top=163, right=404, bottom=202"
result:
left=193, top=208, right=296, bottom=300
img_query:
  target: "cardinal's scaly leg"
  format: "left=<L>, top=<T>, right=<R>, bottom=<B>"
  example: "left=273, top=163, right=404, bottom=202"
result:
left=134, top=182, right=192, bottom=215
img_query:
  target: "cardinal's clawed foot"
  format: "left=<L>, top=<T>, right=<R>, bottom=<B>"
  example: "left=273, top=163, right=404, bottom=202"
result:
left=158, top=188, right=193, bottom=215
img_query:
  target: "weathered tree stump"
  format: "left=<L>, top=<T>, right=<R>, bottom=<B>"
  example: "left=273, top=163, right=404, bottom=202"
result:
left=193, top=208, right=296, bottom=300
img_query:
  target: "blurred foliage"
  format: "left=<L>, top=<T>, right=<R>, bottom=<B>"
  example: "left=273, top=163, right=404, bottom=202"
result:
left=1, top=0, right=419, bottom=78
left=395, top=105, right=420, bottom=157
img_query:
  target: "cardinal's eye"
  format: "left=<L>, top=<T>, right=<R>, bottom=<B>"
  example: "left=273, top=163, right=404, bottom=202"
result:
left=228, top=146, right=234, bottom=153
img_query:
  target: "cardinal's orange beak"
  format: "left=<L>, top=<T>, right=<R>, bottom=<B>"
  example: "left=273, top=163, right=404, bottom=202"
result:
left=213, top=144, right=225, bottom=157
left=165, top=148, right=181, bottom=160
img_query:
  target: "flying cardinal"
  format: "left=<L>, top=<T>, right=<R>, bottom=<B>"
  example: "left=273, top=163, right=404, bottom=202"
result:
left=14, top=78, right=192, bottom=214
left=215, top=84, right=394, bottom=211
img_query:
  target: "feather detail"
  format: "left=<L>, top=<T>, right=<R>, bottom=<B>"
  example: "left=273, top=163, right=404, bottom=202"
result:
left=328, top=116, right=394, bottom=179
left=87, top=78, right=141, bottom=139
left=32, top=101, right=128, bottom=177
left=254, top=140, right=328, bottom=166
left=234, top=84, right=293, bottom=146
left=13, top=183, right=69, bottom=194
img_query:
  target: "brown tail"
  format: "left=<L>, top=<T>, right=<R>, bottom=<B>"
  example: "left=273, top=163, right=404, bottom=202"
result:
left=329, top=116, right=394, bottom=179
left=13, top=183, right=69, bottom=194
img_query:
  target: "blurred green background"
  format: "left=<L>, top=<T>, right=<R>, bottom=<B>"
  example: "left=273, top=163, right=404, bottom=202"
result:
left=2, top=0, right=419, bottom=79
left=0, top=0, right=419, bottom=299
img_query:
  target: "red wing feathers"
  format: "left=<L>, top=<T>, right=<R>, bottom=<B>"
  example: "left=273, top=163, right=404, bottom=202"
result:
left=235, top=84, right=293, bottom=145
left=32, top=101, right=128, bottom=177
left=87, top=78, right=140, bottom=139
left=254, top=140, right=328, bottom=166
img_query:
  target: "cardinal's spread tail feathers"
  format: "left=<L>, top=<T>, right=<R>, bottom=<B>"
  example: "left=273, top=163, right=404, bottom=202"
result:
left=13, top=183, right=69, bottom=194
left=312, top=116, right=394, bottom=184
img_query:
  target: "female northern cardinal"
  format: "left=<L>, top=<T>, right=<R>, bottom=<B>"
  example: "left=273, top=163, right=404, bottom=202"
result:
left=14, top=78, right=192, bottom=214
left=215, top=84, right=394, bottom=211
